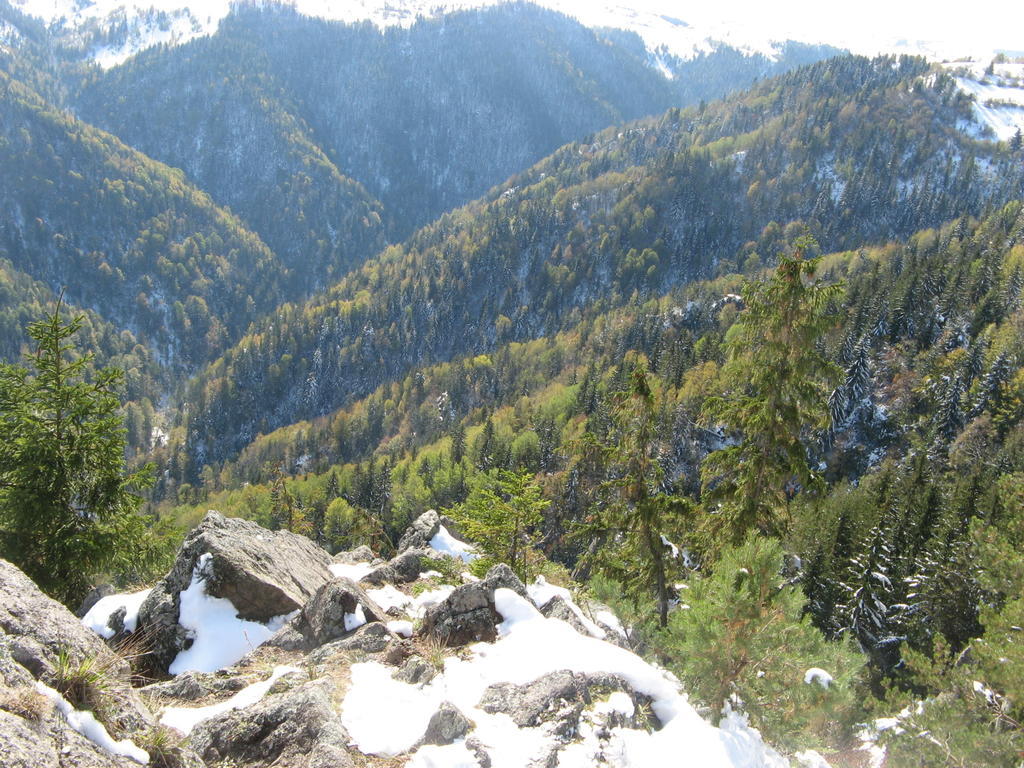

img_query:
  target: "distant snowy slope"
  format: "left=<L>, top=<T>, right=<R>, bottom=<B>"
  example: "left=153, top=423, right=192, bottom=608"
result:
left=10, top=0, right=828, bottom=67
left=947, top=60, right=1024, bottom=142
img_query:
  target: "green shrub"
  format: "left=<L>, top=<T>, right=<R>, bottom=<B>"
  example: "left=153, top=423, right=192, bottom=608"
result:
left=664, top=534, right=867, bottom=751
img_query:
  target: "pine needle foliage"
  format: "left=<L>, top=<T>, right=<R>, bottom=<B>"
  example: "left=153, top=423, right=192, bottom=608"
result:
left=701, top=236, right=842, bottom=542
left=0, top=301, right=153, bottom=605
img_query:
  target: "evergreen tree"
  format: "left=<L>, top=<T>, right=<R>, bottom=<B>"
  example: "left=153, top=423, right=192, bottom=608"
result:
left=0, top=303, right=153, bottom=604
left=579, top=362, right=688, bottom=626
left=450, top=469, right=548, bottom=582
left=701, top=237, right=842, bottom=541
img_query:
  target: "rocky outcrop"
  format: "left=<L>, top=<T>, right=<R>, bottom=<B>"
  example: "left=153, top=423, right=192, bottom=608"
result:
left=189, top=678, right=351, bottom=768
left=421, top=564, right=528, bottom=646
left=137, top=511, right=335, bottom=674
left=396, top=509, right=466, bottom=552
left=479, top=669, right=649, bottom=729
left=0, top=561, right=156, bottom=767
left=0, top=561, right=129, bottom=683
left=361, top=547, right=431, bottom=586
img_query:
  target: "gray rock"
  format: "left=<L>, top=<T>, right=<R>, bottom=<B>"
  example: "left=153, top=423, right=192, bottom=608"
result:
left=141, top=670, right=258, bottom=703
left=396, top=509, right=443, bottom=552
left=0, top=701, right=159, bottom=768
left=394, top=656, right=436, bottom=686
left=397, top=510, right=470, bottom=553
left=540, top=596, right=591, bottom=637
left=420, top=701, right=472, bottom=746
left=478, top=670, right=644, bottom=728
left=269, top=578, right=390, bottom=652
left=137, top=512, right=334, bottom=674
left=332, top=545, right=377, bottom=564
left=306, top=623, right=398, bottom=664
left=0, top=560, right=153, bottom=735
left=190, top=678, right=352, bottom=767
left=300, top=578, right=387, bottom=645
left=0, top=560, right=128, bottom=682
left=361, top=547, right=432, bottom=586
left=421, top=564, right=528, bottom=647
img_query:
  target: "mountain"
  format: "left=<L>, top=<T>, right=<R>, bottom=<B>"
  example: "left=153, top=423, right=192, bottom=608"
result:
left=0, top=70, right=291, bottom=369
left=175, top=54, right=1024, bottom=471
left=7, top=0, right=842, bottom=68
left=72, top=3, right=841, bottom=249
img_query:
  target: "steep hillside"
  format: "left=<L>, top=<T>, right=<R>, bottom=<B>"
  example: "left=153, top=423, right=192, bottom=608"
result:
left=178, top=55, right=1024, bottom=469
left=0, top=71, right=283, bottom=369
left=75, top=3, right=841, bottom=250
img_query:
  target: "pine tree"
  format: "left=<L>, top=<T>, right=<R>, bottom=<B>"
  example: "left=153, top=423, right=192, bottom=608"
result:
left=0, top=303, right=153, bottom=604
left=701, top=237, right=842, bottom=541
left=578, top=363, right=688, bottom=626
left=450, top=469, right=548, bottom=582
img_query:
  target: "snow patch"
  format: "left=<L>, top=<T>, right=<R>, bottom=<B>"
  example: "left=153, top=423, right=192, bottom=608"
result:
left=81, top=588, right=151, bottom=640
left=328, top=561, right=375, bottom=581
left=168, top=554, right=293, bottom=675
left=803, top=668, right=833, bottom=689
left=36, top=681, right=149, bottom=764
left=387, top=619, right=414, bottom=637
left=160, top=665, right=300, bottom=735
left=429, top=525, right=477, bottom=562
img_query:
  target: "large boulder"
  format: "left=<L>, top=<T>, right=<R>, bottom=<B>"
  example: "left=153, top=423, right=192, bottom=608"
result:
left=420, top=564, right=528, bottom=647
left=0, top=561, right=156, bottom=765
left=189, top=678, right=352, bottom=768
left=137, top=512, right=334, bottom=674
left=272, top=578, right=390, bottom=651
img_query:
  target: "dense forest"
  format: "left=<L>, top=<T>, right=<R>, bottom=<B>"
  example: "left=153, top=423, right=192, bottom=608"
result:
left=1, top=0, right=1023, bottom=762
left=176, top=54, right=1024, bottom=468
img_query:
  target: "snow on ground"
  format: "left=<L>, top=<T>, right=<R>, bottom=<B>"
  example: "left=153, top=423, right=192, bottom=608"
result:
left=168, top=554, right=294, bottom=675
left=341, top=588, right=789, bottom=767
left=36, top=681, right=149, bottom=764
left=944, top=61, right=1024, bottom=142
left=368, top=583, right=414, bottom=612
left=956, top=77, right=1024, bottom=141
left=803, top=668, right=833, bottom=689
left=159, top=665, right=300, bottom=735
left=429, top=525, right=478, bottom=562
left=328, top=560, right=376, bottom=580
left=81, top=588, right=151, bottom=639
left=410, top=584, right=456, bottom=618
left=526, top=576, right=605, bottom=638
left=387, top=619, right=414, bottom=637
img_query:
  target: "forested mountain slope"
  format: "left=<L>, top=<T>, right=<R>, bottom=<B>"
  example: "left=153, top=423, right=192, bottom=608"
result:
left=74, top=3, right=841, bottom=251
left=0, top=72, right=286, bottom=368
left=179, top=55, right=1024, bottom=470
